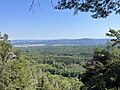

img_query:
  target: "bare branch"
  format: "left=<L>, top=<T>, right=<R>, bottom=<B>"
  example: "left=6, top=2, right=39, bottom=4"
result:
left=51, top=0, right=55, bottom=7
left=29, top=0, right=35, bottom=12
left=29, top=0, right=42, bottom=13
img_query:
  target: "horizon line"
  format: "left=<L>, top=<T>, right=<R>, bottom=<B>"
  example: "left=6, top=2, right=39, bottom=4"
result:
left=10, top=37, right=110, bottom=40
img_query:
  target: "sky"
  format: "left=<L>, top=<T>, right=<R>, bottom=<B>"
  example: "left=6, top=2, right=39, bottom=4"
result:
left=0, top=0, right=120, bottom=40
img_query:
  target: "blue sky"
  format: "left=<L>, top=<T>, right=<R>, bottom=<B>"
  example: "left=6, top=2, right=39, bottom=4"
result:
left=0, top=0, right=120, bottom=40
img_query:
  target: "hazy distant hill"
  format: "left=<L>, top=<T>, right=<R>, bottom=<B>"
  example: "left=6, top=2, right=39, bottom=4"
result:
left=11, top=38, right=110, bottom=46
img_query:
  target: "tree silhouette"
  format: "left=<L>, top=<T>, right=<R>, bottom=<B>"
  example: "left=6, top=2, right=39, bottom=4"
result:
left=30, top=0, right=120, bottom=18
left=106, top=29, right=120, bottom=47
left=55, top=0, right=120, bottom=18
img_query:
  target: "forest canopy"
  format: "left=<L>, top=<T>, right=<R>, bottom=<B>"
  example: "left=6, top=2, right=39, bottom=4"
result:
left=0, top=29, right=120, bottom=90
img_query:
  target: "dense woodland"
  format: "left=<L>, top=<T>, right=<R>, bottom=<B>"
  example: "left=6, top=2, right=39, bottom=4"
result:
left=0, top=0, right=120, bottom=90
left=0, top=29, right=120, bottom=90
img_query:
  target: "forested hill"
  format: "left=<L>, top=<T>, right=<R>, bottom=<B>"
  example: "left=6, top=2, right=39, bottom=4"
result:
left=11, top=38, right=110, bottom=46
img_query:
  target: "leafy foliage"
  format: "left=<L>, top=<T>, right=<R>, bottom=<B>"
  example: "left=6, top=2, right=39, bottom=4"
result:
left=1, top=31, right=120, bottom=90
left=55, top=0, right=120, bottom=18
left=106, top=29, right=120, bottom=47
left=0, top=33, right=83, bottom=90
left=81, top=41, right=120, bottom=90
left=0, top=33, right=12, bottom=63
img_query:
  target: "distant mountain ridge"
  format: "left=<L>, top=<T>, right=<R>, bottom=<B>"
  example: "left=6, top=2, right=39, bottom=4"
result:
left=11, top=38, right=110, bottom=46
